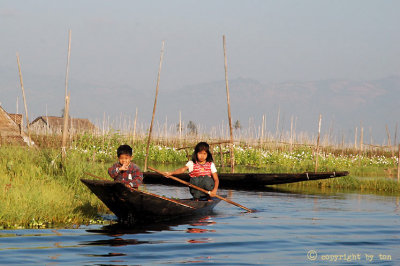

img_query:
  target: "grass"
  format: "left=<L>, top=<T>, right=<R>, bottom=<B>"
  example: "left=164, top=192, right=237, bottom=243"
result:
left=1, top=132, right=399, bottom=228
left=273, top=175, right=400, bottom=194
left=0, top=145, right=108, bottom=229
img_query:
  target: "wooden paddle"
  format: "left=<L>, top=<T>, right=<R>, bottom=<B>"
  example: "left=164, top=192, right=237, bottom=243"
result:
left=83, top=172, right=194, bottom=209
left=148, top=166, right=255, bottom=213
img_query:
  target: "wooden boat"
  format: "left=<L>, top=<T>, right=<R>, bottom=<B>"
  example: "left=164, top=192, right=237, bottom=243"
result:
left=81, top=179, right=221, bottom=223
left=143, top=171, right=349, bottom=189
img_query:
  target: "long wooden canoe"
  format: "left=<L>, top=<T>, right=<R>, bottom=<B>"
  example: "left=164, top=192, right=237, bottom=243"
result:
left=143, top=171, right=349, bottom=189
left=81, top=179, right=221, bottom=224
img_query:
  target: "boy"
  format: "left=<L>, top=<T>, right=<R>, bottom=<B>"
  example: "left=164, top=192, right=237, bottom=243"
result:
left=108, top=144, right=143, bottom=190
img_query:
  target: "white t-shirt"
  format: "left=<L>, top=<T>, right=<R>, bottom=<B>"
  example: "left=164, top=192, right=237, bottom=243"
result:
left=186, top=161, right=217, bottom=173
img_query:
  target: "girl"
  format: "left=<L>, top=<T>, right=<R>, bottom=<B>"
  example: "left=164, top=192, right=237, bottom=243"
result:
left=166, top=142, right=219, bottom=200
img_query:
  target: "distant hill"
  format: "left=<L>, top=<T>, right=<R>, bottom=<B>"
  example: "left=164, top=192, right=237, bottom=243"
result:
left=156, top=76, right=400, bottom=144
left=1, top=65, right=399, bottom=143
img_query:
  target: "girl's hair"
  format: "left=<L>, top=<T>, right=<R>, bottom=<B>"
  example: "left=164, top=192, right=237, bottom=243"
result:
left=192, top=142, right=213, bottom=163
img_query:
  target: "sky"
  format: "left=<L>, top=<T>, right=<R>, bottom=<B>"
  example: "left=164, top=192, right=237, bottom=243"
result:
left=1, top=0, right=400, bottom=138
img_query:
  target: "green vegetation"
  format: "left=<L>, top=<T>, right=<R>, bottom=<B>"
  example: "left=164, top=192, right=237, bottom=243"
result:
left=273, top=175, right=400, bottom=194
left=0, top=132, right=399, bottom=228
left=0, top=145, right=107, bottom=229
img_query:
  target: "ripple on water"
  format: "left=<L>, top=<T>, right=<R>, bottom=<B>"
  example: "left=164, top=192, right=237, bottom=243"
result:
left=0, top=187, right=399, bottom=265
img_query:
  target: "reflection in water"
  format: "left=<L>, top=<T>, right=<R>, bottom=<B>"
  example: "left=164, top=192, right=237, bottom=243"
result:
left=1, top=185, right=399, bottom=265
left=87, top=252, right=126, bottom=257
left=186, top=216, right=216, bottom=244
left=51, top=230, right=62, bottom=236
left=187, top=228, right=215, bottom=234
left=81, top=237, right=151, bottom=247
left=82, top=214, right=217, bottom=249
left=189, top=216, right=216, bottom=226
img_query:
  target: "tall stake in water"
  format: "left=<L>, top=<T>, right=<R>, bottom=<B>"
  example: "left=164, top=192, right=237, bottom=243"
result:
left=133, top=107, right=138, bottom=142
left=61, top=30, right=72, bottom=159
left=290, top=116, right=294, bottom=153
left=386, top=124, right=395, bottom=158
left=223, top=35, right=235, bottom=173
left=314, top=114, right=322, bottom=173
left=144, top=41, right=165, bottom=172
left=179, top=111, right=182, bottom=140
left=354, top=127, right=358, bottom=150
left=16, top=53, right=31, bottom=143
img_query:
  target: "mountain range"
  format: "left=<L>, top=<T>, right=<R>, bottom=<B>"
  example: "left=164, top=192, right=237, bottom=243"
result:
left=1, top=67, right=399, bottom=144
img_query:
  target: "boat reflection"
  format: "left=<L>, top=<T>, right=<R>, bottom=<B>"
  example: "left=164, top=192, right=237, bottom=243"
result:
left=82, top=213, right=218, bottom=247
left=186, top=216, right=216, bottom=244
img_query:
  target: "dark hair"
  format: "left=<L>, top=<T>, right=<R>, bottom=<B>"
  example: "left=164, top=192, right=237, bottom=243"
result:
left=117, top=144, right=133, bottom=157
left=191, top=142, right=213, bottom=163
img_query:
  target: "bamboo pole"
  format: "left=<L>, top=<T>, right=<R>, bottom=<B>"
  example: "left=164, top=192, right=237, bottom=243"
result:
left=360, top=122, right=364, bottom=153
left=61, top=92, right=70, bottom=156
left=261, top=114, right=265, bottom=142
left=386, top=124, right=391, bottom=147
left=179, top=110, right=182, bottom=140
left=354, top=127, right=358, bottom=150
left=16, top=53, right=31, bottom=141
left=386, top=124, right=395, bottom=158
left=16, top=96, right=22, bottom=134
left=314, top=114, right=322, bottom=173
left=133, top=107, right=138, bottom=142
left=275, top=107, right=280, bottom=141
left=61, top=30, right=72, bottom=159
left=223, top=35, right=235, bottom=173
left=290, top=115, right=294, bottom=153
left=144, top=40, right=165, bottom=172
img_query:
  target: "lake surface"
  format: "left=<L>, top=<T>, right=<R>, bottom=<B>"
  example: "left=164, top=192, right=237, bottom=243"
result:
left=0, top=185, right=399, bottom=265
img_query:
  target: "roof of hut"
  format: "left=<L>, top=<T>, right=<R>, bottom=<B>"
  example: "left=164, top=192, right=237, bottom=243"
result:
left=0, top=106, right=33, bottom=146
left=30, top=116, right=96, bottom=131
left=8, top=113, right=23, bottom=126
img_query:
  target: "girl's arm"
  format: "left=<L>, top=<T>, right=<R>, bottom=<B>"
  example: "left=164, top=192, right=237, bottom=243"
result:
left=209, top=172, right=219, bottom=197
left=165, top=166, right=189, bottom=176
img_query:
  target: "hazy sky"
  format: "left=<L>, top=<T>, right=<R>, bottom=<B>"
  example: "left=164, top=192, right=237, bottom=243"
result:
left=1, top=0, right=400, bottom=133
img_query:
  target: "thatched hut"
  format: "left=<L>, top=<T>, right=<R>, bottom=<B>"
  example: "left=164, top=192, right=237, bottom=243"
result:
left=30, top=116, right=97, bottom=135
left=0, top=106, right=33, bottom=146
left=8, top=113, right=23, bottom=134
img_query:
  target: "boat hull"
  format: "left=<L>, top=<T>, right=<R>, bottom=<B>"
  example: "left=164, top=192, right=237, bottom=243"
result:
left=143, top=171, right=349, bottom=188
left=81, top=179, right=221, bottom=223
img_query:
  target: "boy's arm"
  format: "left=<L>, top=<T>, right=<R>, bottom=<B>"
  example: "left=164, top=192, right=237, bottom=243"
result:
left=130, top=164, right=143, bottom=186
left=108, top=163, right=120, bottom=179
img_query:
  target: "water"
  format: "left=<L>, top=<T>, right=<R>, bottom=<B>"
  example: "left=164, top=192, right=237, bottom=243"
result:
left=1, top=185, right=399, bottom=265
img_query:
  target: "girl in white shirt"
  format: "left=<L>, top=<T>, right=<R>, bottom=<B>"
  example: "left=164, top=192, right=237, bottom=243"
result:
left=167, top=142, right=219, bottom=200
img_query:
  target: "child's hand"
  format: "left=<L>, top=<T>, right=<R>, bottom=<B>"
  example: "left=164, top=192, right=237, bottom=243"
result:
left=209, top=190, right=217, bottom=197
left=119, top=163, right=129, bottom=171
